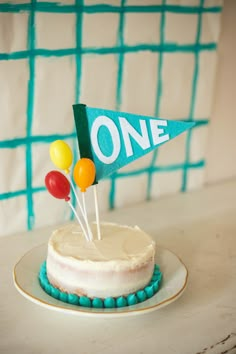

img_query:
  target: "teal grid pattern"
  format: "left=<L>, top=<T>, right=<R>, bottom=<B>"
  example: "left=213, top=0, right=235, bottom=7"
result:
left=0, top=1, right=222, bottom=231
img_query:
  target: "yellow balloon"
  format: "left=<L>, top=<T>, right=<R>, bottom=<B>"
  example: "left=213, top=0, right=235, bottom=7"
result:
left=50, top=140, right=73, bottom=174
left=73, top=158, right=96, bottom=192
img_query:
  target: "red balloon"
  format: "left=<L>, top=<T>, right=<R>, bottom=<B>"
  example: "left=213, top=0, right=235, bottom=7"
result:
left=45, top=171, right=70, bottom=201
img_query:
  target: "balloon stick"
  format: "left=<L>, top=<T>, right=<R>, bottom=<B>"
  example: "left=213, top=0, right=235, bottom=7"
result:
left=93, top=185, right=101, bottom=240
left=82, top=192, right=93, bottom=241
left=68, top=174, right=93, bottom=236
left=67, top=199, right=90, bottom=242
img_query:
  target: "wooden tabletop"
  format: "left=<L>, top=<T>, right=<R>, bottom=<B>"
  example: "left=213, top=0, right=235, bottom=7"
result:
left=1, top=179, right=236, bottom=354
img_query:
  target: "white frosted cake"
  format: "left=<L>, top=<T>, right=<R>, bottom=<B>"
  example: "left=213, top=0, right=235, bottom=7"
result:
left=46, top=223, right=156, bottom=299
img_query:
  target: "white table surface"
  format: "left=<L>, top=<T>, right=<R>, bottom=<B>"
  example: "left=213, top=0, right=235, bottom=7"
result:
left=1, top=179, right=236, bottom=354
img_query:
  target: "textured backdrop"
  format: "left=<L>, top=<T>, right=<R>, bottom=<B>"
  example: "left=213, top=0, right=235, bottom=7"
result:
left=0, top=0, right=223, bottom=236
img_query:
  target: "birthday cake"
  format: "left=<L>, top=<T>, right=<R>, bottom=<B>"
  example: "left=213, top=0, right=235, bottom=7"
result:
left=46, top=223, right=155, bottom=299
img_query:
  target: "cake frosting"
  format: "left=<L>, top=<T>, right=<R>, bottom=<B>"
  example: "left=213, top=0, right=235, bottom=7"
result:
left=46, top=222, right=156, bottom=298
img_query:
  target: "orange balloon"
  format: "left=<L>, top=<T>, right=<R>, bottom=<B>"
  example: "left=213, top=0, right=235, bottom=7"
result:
left=73, top=158, right=96, bottom=192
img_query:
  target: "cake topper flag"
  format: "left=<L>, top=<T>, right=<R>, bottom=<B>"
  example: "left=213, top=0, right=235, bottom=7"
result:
left=73, top=104, right=195, bottom=182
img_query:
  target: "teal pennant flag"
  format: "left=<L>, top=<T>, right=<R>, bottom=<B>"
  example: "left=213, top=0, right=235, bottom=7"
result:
left=73, top=104, right=195, bottom=182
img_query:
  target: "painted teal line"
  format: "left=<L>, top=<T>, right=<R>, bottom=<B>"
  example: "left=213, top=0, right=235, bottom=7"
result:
left=109, top=173, right=117, bottom=210
left=56, top=43, right=218, bottom=54
left=0, top=48, right=74, bottom=59
left=107, top=159, right=205, bottom=179
left=0, top=42, right=218, bottom=61
left=75, top=0, right=83, bottom=104
left=109, top=0, right=126, bottom=210
left=0, top=186, right=45, bottom=201
left=147, top=0, right=166, bottom=201
left=0, top=189, right=27, bottom=200
left=0, top=3, right=30, bottom=12
left=154, top=3, right=165, bottom=118
left=0, top=3, right=222, bottom=14
left=181, top=0, right=204, bottom=192
left=181, top=119, right=209, bottom=126
left=152, top=160, right=205, bottom=172
left=0, top=133, right=77, bottom=149
left=116, top=0, right=125, bottom=111
left=0, top=51, right=28, bottom=60
left=25, top=0, right=36, bottom=231
left=84, top=4, right=223, bottom=14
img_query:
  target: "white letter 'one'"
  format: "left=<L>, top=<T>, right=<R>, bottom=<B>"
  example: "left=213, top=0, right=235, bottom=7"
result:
left=119, top=117, right=151, bottom=157
left=91, top=115, right=121, bottom=164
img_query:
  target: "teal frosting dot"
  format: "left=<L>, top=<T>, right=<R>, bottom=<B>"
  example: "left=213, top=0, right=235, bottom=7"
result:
left=45, top=283, right=51, bottom=295
left=68, top=294, right=80, bottom=305
left=152, top=273, right=161, bottom=282
left=39, top=270, right=46, bottom=281
left=79, top=296, right=91, bottom=308
left=45, top=280, right=51, bottom=289
left=127, top=294, right=138, bottom=306
left=104, top=297, right=115, bottom=308
left=92, top=298, right=104, bottom=308
left=40, top=276, right=49, bottom=289
left=153, top=281, right=159, bottom=293
left=59, top=292, right=68, bottom=303
left=39, top=271, right=45, bottom=280
left=51, top=287, right=60, bottom=299
left=145, top=285, right=154, bottom=298
left=116, top=296, right=127, bottom=308
left=136, top=290, right=147, bottom=302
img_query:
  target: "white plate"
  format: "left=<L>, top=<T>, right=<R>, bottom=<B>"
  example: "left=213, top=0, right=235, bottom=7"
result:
left=13, top=244, right=188, bottom=318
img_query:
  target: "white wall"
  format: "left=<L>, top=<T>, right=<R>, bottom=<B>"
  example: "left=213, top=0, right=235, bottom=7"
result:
left=206, top=0, right=236, bottom=183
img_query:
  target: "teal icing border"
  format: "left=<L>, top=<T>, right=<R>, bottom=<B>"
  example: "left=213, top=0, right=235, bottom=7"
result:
left=38, top=262, right=162, bottom=308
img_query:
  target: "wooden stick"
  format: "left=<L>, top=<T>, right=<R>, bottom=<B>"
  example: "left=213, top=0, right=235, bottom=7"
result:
left=93, top=185, right=101, bottom=240
left=82, top=193, right=93, bottom=241
left=67, top=175, right=86, bottom=219
left=67, top=200, right=90, bottom=242
left=67, top=174, right=93, bottom=240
